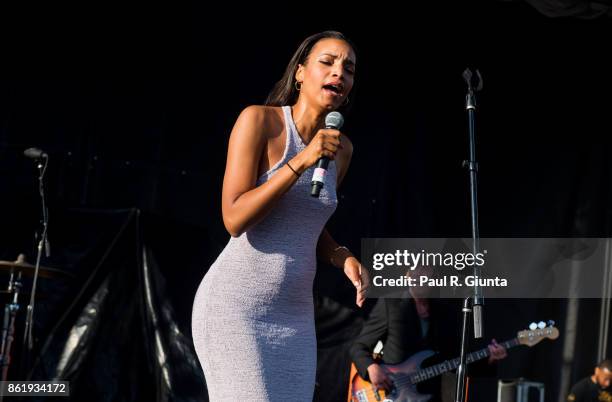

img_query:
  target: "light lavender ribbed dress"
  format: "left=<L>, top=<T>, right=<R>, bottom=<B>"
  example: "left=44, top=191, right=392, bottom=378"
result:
left=192, top=105, right=338, bottom=401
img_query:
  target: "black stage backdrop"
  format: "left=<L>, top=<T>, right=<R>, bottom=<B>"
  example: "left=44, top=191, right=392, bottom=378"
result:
left=0, top=1, right=611, bottom=401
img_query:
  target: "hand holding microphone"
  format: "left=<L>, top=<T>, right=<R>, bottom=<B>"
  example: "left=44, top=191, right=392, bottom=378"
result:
left=289, top=111, right=344, bottom=195
left=310, top=112, right=344, bottom=197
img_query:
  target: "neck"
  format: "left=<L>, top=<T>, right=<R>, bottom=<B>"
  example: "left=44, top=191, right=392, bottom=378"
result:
left=413, top=297, right=430, bottom=318
left=291, top=99, right=327, bottom=144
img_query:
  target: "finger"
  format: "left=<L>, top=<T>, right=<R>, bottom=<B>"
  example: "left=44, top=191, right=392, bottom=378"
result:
left=360, top=270, right=370, bottom=288
left=351, top=273, right=362, bottom=288
left=321, top=150, right=336, bottom=160
left=357, top=291, right=366, bottom=303
left=323, top=129, right=341, bottom=138
left=326, top=137, right=341, bottom=146
left=323, top=144, right=339, bottom=153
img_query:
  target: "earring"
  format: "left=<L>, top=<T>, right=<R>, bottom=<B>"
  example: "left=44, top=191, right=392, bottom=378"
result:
left=294, top=81, right=302, bottom=91
left=342, top=96, right=350, bottom=106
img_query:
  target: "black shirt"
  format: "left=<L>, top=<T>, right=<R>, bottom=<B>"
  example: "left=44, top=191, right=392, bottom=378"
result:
left=349, top=298, right=460, bottom=381
left=567, top=377, right=612, bottom=402
left=349, top=297, right=499, bottom=378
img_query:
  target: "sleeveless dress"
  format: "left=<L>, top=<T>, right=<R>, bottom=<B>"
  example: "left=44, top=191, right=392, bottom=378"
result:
left=191, top=105, right=338, bottom=401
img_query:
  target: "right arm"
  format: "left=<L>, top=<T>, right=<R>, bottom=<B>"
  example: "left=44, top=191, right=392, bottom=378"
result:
left=349, top=299, right=393, bottom=391
left=221, top=106, right=340, bottom=237
left=566, top=380, right=586, bottom=402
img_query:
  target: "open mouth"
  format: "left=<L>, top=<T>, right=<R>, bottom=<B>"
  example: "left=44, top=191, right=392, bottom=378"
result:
left=322, top=84, right=343, bottom=97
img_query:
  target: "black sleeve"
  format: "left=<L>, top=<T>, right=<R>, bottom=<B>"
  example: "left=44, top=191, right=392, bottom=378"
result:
left=349, top=299, right=388, bottom=381
left=567, top=379, right=588, bottom=402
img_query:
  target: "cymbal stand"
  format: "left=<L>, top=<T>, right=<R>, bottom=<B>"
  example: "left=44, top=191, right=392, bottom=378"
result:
left=0, top=269, right=22, bottom=400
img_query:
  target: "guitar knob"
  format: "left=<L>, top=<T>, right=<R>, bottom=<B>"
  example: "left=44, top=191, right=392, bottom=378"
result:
left=547, top=320, right=555, bottom=327
left=529, top=322, right=537, bottom=330
left=538, top=321, right=546, bottom=329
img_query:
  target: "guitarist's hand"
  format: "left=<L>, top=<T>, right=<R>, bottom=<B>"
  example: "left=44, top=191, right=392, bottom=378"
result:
left=367, top=363, right=393, bottom=392
left=488, top=338, right=508, bottom=363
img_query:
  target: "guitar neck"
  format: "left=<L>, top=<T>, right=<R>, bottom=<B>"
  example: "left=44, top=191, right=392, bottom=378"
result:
left=410, top=338, right=520, bottom=383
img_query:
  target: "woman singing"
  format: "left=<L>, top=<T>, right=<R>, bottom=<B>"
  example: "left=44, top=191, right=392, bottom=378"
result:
left=192, top=31, right=368, bottom=401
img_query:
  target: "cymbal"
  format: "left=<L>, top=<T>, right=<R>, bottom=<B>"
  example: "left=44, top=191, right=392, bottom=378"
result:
left=0, top=255, right=73, bottom=279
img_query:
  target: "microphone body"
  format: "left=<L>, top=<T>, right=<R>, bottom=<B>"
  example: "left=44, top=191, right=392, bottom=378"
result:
left=24, top=148, right=48, bottom=159
left=311, top=112, right=344, bottom=197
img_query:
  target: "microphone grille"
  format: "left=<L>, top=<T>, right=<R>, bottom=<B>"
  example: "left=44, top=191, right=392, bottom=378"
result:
left=325, top=111, right=344, bottom=130
left=24, top=147, right=44, bottom=159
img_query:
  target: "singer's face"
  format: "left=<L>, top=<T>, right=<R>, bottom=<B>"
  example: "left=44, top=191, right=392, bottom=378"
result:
left=296, top=38, right=355, bottom=111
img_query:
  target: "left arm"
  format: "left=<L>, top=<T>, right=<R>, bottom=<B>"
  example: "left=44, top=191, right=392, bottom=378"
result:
left=316, top=135, right=369, bottom=307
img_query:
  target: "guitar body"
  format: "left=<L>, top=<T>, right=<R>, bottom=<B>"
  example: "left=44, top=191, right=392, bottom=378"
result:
left=348, top=350, right=436, bottom=402
left=347, top=325, right=559, bottom=402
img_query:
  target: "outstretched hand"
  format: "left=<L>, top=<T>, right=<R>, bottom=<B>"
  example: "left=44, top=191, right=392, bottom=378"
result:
left=343, top=257, right=369, bottom=307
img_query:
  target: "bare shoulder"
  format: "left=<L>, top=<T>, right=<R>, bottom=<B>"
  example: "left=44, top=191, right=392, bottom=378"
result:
left=236, top=105, right=266, bottom=128
left=235, top=105, right=283, bottom=138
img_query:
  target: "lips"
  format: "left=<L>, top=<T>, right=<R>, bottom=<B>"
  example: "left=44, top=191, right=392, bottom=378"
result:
left=322, top=82, right=344, bottom=97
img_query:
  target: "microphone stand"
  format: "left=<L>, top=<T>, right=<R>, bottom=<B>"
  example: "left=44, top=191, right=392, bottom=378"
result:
left=21, top=153, right=50, bottom=379
left=454, top=68, right=484, bottom=402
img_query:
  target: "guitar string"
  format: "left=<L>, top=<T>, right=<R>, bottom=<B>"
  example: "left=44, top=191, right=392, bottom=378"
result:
left=352, top=333, right=552, bottom=400
left=355, top=339, right=520, bottom=394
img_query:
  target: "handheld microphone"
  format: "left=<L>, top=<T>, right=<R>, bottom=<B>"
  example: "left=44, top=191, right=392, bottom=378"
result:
left=23, top=148, right=48, bottom=159
left=311, top=111, right=344, bottom=197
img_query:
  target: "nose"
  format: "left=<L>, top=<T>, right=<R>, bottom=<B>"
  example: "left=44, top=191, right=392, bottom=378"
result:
left=331, top=63, right=344, bottom=79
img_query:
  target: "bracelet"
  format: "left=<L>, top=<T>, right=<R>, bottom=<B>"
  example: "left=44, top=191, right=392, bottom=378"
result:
left=286, top=161, right=300, bottom=177
left=330, top=245, right=350, bottom=267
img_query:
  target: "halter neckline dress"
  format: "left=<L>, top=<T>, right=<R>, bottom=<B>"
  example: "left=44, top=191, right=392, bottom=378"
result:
left=192, top=105, right=338, bottom=401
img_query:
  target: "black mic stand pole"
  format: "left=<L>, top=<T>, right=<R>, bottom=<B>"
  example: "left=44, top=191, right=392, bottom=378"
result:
left=454, top=68, right=484, bottom=402
left=20, top=153, right=50, bottom=379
